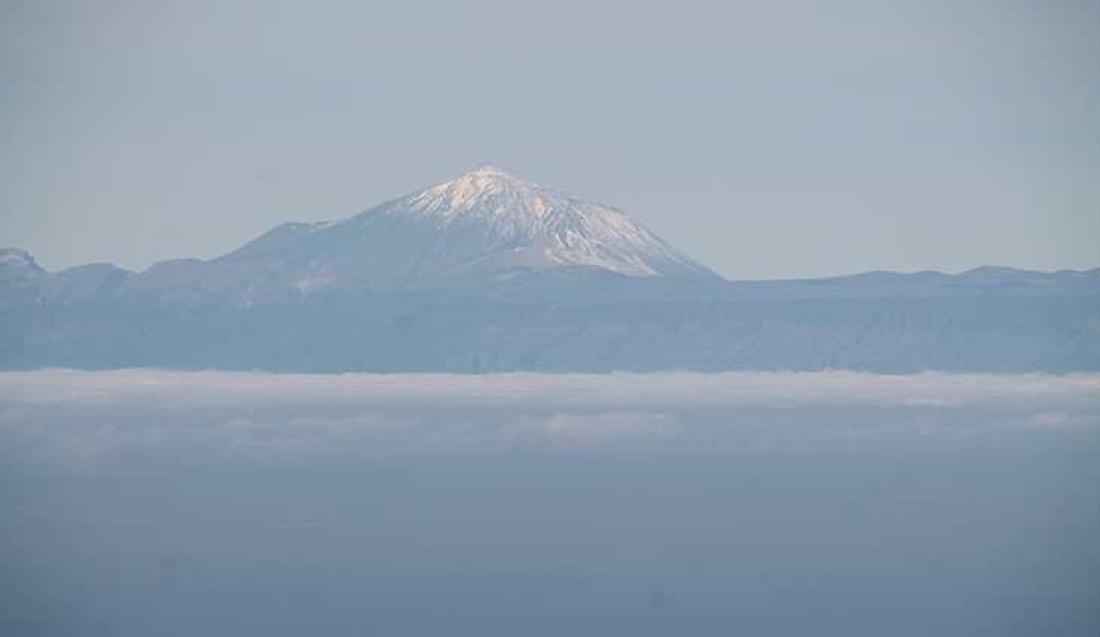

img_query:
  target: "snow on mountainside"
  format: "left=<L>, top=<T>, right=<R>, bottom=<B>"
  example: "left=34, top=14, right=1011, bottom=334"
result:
left=381, top=165, right=712, bottom=278
left=211, top=165, right=718, bottom=296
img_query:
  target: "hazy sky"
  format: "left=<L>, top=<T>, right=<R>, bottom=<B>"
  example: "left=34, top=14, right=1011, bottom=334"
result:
left=2, top=1, right=1098, bottom=279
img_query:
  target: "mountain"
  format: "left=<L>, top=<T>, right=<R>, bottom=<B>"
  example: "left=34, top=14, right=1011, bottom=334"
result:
left=0, top=248, right=47, bottom=307
left=119, top=166, right=717, bottom=304
left=2, top=167, right=1099, bottom=372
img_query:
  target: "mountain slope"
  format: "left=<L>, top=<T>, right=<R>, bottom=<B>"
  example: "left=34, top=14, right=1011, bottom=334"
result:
left=195, top=166, right=717, bottom=299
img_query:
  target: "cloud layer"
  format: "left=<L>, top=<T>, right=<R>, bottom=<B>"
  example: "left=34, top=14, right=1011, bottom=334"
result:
left=2, top=370, right=1099, bottom=635
left=1, top=370, right=1097, bottom=463
left=3, top=369, right=1098, bottom=408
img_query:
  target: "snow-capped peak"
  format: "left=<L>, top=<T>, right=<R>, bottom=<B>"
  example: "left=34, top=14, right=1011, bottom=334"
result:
left=360, top=166, right=716, bottom=280
left=218, top=165, right=719, bottom=293
left=468, top=164, right=512, bottom=177
left=403, top=165, right=553, bottom=222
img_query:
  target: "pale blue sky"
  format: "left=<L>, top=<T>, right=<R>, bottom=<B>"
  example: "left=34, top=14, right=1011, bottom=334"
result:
left=2, top=0, right=1098, bottom=279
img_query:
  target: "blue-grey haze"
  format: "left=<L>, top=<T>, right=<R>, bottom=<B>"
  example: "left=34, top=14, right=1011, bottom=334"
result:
left=2, top=1, right=1098, bottom=279
left=2, top=371, right=1099, bottom=635
left=3, top=4, right=1099, bottom=633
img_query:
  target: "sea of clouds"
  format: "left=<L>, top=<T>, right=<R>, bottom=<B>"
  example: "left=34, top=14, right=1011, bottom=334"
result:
left=2, top=370, right=1098, bottom=636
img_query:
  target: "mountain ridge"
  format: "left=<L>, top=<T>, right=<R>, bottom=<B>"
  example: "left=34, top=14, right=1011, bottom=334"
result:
left=2, top=167, right=1098, bottom=373
left=7, top=164, right=1097, bottom=295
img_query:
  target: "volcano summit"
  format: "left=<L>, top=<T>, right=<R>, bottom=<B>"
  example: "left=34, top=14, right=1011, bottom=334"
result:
left=178, top=165, right=717, bottom=300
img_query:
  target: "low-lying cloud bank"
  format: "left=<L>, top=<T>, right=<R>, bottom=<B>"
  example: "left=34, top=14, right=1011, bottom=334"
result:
left=1, top=370, right=1097, bottom=463
left=3, top=369, right=1099, bottom=408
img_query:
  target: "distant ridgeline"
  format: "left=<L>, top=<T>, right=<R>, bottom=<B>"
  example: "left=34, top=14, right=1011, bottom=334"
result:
left=3, top=167, right=1098, bottom=372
